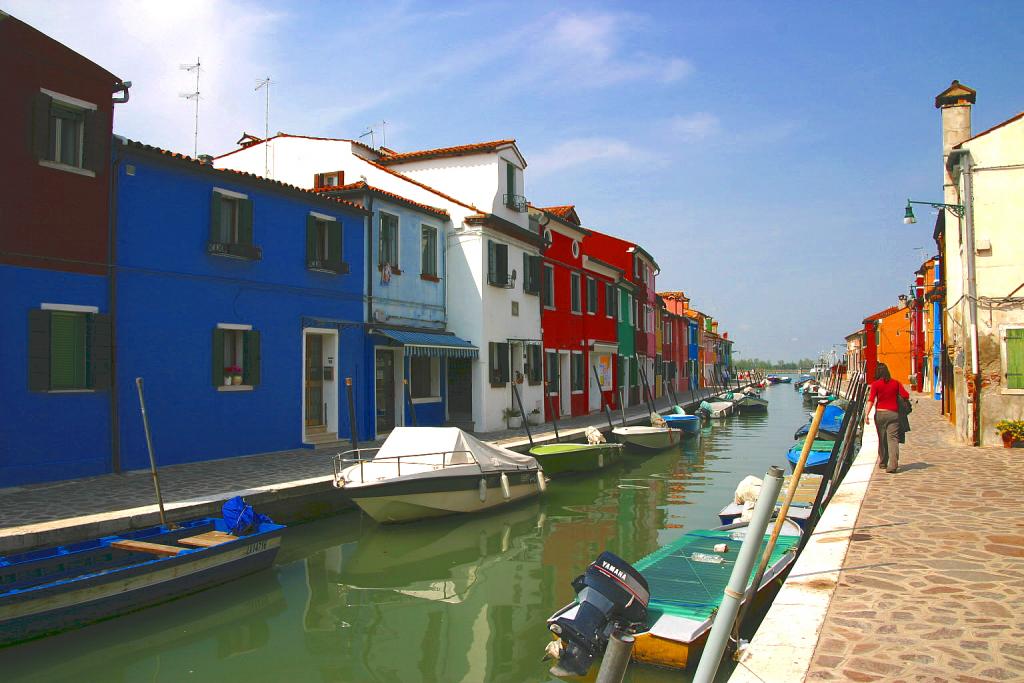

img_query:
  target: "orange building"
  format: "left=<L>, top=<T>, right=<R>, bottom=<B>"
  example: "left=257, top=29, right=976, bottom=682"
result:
left=863, top=305, right=913, bottom=384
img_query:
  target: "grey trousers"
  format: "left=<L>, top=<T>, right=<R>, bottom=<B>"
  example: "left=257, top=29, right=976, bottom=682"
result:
left=875, top=409, right=900, bottom=471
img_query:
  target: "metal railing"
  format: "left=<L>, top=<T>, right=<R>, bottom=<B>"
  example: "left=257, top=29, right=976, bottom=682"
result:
left=503, top=194, right=528, bottom=212
left=307, top=257, right=350, bottom=274
left=207, top=240, right=262, bottom=261
left=332, top=448, right=484, bottom=484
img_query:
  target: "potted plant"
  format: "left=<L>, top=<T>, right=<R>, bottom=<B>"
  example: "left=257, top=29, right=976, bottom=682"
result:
left=994, top=420, right=1024, bottom=448
left=528, top=407, right=543, bottom=426
left=225, top=365, right=243, bottom=385
left=502, top=407, right=522, bottom=429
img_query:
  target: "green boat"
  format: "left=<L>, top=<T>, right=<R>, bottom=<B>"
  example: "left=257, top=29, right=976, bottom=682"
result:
left=527, top=442, right=624, bottom=477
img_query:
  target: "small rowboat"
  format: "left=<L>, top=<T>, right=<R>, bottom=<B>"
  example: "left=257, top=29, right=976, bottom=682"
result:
left=735, top=394, right=769, bottom=413
left=612, top=426, right=683, bottom=451
left=528, top=442, right=624, bottom=477
left=718, top=473, right=824, bottom=528
left=0, top=516, right=284, bottom=646
left=663, top=414, right=701, bottom=434
left=786, top=438, right=837, bottom=475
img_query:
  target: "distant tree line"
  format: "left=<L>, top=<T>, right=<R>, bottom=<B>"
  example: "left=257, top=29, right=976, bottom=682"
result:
left=734, top=358, right=817, bottom=371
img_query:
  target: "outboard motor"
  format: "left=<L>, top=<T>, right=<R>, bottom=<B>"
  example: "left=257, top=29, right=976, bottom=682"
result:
left=545, top=551, right=649, bottom=677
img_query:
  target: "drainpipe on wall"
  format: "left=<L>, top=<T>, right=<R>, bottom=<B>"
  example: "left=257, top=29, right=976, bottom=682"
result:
left=108, top=139, right=124, bottom=473
left=947, top=148, right=980, bottom=445
left=933, top=258, right=942, bottom=401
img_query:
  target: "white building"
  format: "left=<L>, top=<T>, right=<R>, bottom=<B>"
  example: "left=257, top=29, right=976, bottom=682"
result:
left=216, top=135, right=545, bottom=432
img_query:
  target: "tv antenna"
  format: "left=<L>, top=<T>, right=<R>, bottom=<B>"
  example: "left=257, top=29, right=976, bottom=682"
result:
left=179, top=59, right=201, bottom=157
left=255, top=77, right=272, bottom=177
left=358, top=120, right=387, bottom=149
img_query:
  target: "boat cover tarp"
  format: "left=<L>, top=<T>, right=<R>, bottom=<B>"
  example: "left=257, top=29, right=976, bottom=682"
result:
left=222, top=496, right=273, bottom=535
left=635, top=529, right=800, bottom=624
left=786, top=439, right=836, bottom=467
left=374, top=427, right=538, bottom=473
left=794, top=405, right=845, bottom=438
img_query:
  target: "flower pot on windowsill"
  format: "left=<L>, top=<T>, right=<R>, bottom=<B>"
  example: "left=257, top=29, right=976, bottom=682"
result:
left=1002, top=432, right=1016, bottom=449
left=232, top=374, right=243, bottom=385
left=223, top=376, right=232, bottom=386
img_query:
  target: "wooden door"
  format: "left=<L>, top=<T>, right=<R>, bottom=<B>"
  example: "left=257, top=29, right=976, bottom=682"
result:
left=305, top=334, right=324, bottom=428
left=376, top=350, right=396, bottom=435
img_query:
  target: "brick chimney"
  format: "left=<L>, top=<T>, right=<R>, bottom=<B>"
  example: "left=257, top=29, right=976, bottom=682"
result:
left=935, top=80, right=975, bottom=205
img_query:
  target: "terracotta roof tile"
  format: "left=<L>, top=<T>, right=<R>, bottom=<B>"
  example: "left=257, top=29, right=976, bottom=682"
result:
left=862, top=305, right=902, bottom=324
left=377, top=139, right=517, bottom=165
left=316, top=181, right=449, bottom=218
left=121, top=139, right=368, bottom=214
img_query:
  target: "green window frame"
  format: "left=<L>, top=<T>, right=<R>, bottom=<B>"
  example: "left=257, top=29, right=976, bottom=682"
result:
left=523, top=253, right=541, bottom=295
left=27, top=309, right=111, bottom=392
left=487, top=241, right=509, bottom=287
left=542, top=264, right=555, bottom=307
left=506, top=162, right=515, bottom=198
left=489, top=341, right=510, bottom=386
left=212, top=327, right=261, bottom=387
left=379, top=212, right=399, bottom=268
left=1005, top=328, right=1024, bottom=391
left=526, top=344, right=543, bottom=385
left=546, top=351, right=560, bottom=393
left=209, top=190, right=258, bottom=260
left=306, top=214, right=345, bottom=273
left=570, top=353, right=585, bottom=392
left=570, top=273, right=581, bottom=314
left=586, top=278, right=597, bottom=314
left=421, top=225, right=438, bottom=277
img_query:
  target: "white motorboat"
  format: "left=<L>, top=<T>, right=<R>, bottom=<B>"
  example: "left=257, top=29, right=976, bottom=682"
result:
left=332, top=427, right=545, bottom=524
left=612, top=425, right=682, bottom=451
left=699, top=399, right=734, bottom=418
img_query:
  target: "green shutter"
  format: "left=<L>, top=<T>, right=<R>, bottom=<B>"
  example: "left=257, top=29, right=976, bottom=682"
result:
left=31, top=92, right=51, bottom=160
left=306, top=215, right=317, bottom=264
left=244, top=330, right=261, bottom=386
left=238, top=199, right=254, bottom=246
left=522, top=253, right=529, bottom=292
left=497, top=244, right=508, bottom=283
left=28, top=309, right=51, bottom=391
left=82, top=108, right=110, bottom=174
left=498, top=342, right=510, bottom=383
left=89, top=313, right=112, bottom=390
left=210, top=192, right=223, bottom=243
left=212, top=328, right=225, bottom=386
left=487, top=241, right=496, bottom=283
left=329, top=221, right=342, bottom=264
left=1006, top=329, right=1024, bottom=390
left=50, top=311, right=86, bottom=390
left=506, top=163, right=515, bottom=198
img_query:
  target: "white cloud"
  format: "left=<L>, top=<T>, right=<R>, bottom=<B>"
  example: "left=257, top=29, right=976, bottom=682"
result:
left=528, top=137, right=651, bottom=177
left=669, top=112, right=721, bottom=141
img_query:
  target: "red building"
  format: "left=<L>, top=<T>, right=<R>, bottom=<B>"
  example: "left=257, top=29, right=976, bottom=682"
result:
left=1, top=12, right=128, bottom=277
left=532, top=205, right=621, bottom=419
left=583, top=229, right=659, bottom=403
left=659, top=292, right=690, bottom=397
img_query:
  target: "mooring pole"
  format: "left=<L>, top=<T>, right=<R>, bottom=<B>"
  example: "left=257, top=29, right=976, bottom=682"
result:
left=617, top=386, right=627, bottom=426
left=403, top=378, right=418, bottom=426
left=594, top=631, right=635, bottom=683
left=544, top=381, right=560, bottom=442
left=135, top=377, right=169, bottom=528
left=345, top=377, right=359, bottom=450
left=693, top=465, right=785, bottom=683
left=512, top=382, right=534, bottom=446
left=592, top=365, right=616, bottom=432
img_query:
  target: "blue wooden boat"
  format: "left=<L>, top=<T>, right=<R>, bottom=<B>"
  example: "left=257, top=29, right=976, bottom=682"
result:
left=0, top=516, right=284, bottom=646
left=785, top=438, right=836, bottom=476
left=663, top=414, right=701, bottom=434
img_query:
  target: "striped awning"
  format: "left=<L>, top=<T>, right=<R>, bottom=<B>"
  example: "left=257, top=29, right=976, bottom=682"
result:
left=374, top=329, right=479, bottom=359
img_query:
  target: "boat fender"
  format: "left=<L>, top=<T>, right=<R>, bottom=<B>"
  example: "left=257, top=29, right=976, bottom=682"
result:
left=501, top=524, right=511, bottom=552
left=501, top=472, right=512, bottom=499
left=479, top=478, right=488, bottom=502
left=598, top=451, right=604, bottom=468
left=536, top=470, right=547, bottom=492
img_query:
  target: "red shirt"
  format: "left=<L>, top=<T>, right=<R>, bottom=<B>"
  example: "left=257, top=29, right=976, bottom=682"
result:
left=868, top=378, right=909, bottom=412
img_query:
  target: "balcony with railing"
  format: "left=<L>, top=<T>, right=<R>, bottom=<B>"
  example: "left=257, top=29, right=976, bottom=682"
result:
left=207, top=241, right=262, bottom=261
left=503, top=194, right=528, bottom=213
left=307, top=257, right=350, bottom=275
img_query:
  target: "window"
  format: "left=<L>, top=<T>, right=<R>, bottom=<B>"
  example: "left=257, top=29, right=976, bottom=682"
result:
left=586, top=278, right=597, bottom=315
left=32, top=90, right=105, bottom=176
left=523, top=253, right=541, bottom=295
left=379, top=213, right=399, bottom=269
left=543, top=264, right=555, bottom=308
left=1003, top=327, right=1024, bottom=392
left=489, top=342, right=510, bottom=386
left=410, top=356, right=440, bottom=399
left=570, top=273, right=581, bottom=314
left=571, top=240, right=580, bottom=259
left=525, top=344, right=543, bottom=385
left=49, top=102, right=85, bottom=167
left=546, top=352, right=559, bottom=392
left=511, top=301, right=519, bottom=316
left=213, top=326, right=261, bottom=387
left=421, top=225, right=438, bottom=278
left=487, top=240, right=510, bottom=287
left=571, top=353, right=585, bottom=392
left=606, top=284, right=616, bottom=318
left=630, top=294, right=637, bottom=327
left=306, top=213, right=346, bottom=274
left=28, top=308, right=111, bottom=392
left=313, top=170, right=344, bottom=189
left=209, top=190, right=260, bottom=260
left=506, top=162, right=515, bottom=198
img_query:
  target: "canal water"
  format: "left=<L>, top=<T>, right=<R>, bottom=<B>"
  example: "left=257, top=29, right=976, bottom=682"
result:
left=2, top=383, right=809, bottom=682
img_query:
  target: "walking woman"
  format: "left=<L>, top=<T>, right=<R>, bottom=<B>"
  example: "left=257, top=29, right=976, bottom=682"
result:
left=864, top=362, right=909, bottom=473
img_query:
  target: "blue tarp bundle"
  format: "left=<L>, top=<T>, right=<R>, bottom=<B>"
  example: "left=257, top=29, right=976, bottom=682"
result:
left=794, top=404, right=845, bottom=439
left=222, top=496, right=274, bottom=536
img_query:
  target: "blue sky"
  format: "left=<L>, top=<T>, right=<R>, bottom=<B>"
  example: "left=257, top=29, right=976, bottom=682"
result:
left=7, top=0, right=1023, bottom=361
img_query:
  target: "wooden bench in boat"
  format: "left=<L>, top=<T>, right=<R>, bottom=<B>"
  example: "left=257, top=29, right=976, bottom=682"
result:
left=110, top=539, right=184, bottom=556
left=178, top=530, right=237, bottom=548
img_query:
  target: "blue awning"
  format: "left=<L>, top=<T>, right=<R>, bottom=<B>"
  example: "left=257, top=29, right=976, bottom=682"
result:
left=374, top=329, right=479, bottom=359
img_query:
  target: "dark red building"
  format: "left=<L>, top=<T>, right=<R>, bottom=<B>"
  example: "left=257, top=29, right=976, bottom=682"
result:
left=659, top=292, right=690, bottom=397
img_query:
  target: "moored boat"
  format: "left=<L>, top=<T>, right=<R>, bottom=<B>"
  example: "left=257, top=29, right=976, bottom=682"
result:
left=528, top=441, right=624, bottom=477
left=0, top=511, right=284, bottom=646
left=785, top=437, right=836, bottom=476
left=663, top=413, right=701, bottom=434
left=612, top=425, right=683, bottom=451
left=735, top=394, right=769, bottom=413
left=333, top=427, right=545, bottom=524
left=699, top=399, right=733, bottom=419
left=718, top=473, right=823, bottom=528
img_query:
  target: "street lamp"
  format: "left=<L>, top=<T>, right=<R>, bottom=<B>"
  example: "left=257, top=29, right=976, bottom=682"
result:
left=903, top=199, right=964, bottom=224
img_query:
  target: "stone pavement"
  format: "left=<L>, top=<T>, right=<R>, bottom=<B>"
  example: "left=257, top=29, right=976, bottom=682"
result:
left=0, top=386, right=720, bottom=552
left=804, top=396, right=1024, bottom=682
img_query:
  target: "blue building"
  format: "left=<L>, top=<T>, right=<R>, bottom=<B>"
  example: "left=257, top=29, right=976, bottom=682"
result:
left=112, top=140, right=370, bottom=470
left=324, top=181, right=477, bottom=437
left=687, top=318, right=700, bottom=392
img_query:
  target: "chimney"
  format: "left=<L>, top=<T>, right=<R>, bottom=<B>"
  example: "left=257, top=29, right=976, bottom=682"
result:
left=935, top=80, right=976, bottom=204
left=197, top=154, right=214, bottom=166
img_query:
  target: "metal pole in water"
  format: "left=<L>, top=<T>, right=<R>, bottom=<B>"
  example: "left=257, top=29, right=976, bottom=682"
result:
left=544, top=381, right=560, bottom=442
left=692, top=465, right=785, bottom=683
left=512, top=382, right=534, bottom=446
left=135, top=377, right=169, bottom=528
left=404, top=378, right=418, bottom=426
left=594, top=631, right=635, bottom=683
left=345, top=377, right=359, bottom=450
left=592, top=365, right=616, bottom=432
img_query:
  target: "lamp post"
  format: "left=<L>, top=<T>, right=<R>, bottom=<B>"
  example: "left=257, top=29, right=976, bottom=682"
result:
left=903, top=199, right=964, bottom=224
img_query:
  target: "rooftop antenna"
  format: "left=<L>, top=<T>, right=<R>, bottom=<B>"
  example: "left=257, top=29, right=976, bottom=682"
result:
left=179, top=58, right=201, bottom=157
left=255, top=77, right=272, bottom=177
left=358, top=125, right=376, bottom=149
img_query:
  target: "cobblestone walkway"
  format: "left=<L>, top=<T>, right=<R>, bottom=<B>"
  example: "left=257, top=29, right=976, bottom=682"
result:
left=0, top=387, right=715, bottom=533
left=805, top=397, right=1024, bottom=682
